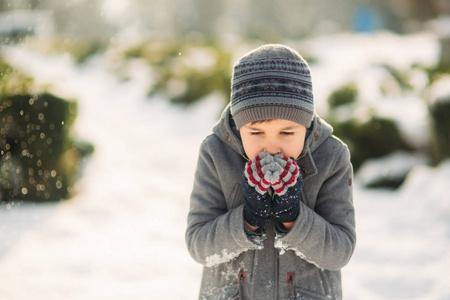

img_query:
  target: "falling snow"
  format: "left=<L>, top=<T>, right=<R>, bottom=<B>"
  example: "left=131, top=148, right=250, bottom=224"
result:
left=0, top=32, right=449, bottom=300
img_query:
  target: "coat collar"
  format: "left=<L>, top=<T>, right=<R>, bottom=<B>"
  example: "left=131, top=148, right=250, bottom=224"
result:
left=297, top=114, right=333, bottom=179
left=212, top=104, right=333, bottom=179
left=212, top=103, right=247, bottom=158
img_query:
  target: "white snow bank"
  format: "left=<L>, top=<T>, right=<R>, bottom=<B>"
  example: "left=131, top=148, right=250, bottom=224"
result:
left=427, top=15, right=450, bottom=38
left=357, top=151, right=429, bottom=187
left=428, top=75, right=450, bottom=104
left=302, top=32, right=439, bottom=148
left=344, top=171, right=450, bottom=299
left=305, top=32, right=439, bottom=113
left=0, top=47, right=227, bottom=300
left=400, top=159, right=450, bottom=216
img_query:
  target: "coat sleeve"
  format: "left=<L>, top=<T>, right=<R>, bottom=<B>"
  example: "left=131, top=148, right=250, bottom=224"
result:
left=185, top=138, right=263, bottom=267
left=275, top=145, right=356, bottom=270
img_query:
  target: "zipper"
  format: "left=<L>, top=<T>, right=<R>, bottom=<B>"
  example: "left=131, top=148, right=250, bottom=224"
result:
left=270, top=185, right=278, bottom=299
left=238, top=269, right=247, bottom=299
left=287, top=273, right=296, bottom=300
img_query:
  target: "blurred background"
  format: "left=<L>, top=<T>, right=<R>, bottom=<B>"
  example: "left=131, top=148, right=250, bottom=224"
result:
left=1, top=0, right=450, bottom=299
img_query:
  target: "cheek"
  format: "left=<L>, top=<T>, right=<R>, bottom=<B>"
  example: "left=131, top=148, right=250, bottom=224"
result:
left=242, top=141, right=261, bottom=160
left=283, top=139, right=304, bottom=159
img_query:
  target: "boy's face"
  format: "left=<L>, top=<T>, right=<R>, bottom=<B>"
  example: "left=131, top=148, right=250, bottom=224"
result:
left=240, top=119, right=307, bottom=160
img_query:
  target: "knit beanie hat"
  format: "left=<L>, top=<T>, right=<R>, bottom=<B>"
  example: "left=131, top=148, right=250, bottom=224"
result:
left=230, top=44, right=314, bottom=129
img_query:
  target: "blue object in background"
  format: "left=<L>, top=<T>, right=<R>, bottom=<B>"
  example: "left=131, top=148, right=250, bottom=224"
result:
left=353, top=5, right=379, bottom=32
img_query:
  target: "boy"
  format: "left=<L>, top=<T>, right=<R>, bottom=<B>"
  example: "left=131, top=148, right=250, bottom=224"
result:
left=186, top=44, right=356, bottom=300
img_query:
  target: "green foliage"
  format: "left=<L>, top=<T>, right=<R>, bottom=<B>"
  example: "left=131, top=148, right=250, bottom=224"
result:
left=123, top=39, right=232, bottom=105
left=420, top=61, right=450, bottom=84
left=0, top=93, right=83, bottom=201
left=0, top=59, right=93, bottom=202
left=301, top=54, right=318, bottom=65
left=64, top=39, right=105, bottom=64
left=381, top=64, right=413, bottom=91
left=429, top=96, right=450, bottom=164
left=325, top=61, right=450, bottom=188
left=364, top=175, right=406, bottom=190
left=331, top=116, right=406, bottom=170
left=0, top=60, right=34, bottom=95
left=422, top=60, right=450, bottom=164
left=327, top=82, right=358, bottom=108
left=27, top=37, right=106, bottom=65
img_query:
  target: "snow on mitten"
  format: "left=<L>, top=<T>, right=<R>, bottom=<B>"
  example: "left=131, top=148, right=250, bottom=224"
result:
left=271, top=154, right=303, bottom=223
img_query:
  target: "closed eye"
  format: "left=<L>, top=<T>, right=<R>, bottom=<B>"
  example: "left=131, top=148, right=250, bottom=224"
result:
left=281, top=132, right=294, bottom=135
left=250, top=132, right=263, bottom=135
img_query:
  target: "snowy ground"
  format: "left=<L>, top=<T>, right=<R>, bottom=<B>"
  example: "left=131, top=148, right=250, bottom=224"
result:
left=1, top=32, right=450, bottom=299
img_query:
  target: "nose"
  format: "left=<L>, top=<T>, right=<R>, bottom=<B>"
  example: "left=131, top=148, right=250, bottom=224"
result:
left=264, top=142, right=281, bottom=156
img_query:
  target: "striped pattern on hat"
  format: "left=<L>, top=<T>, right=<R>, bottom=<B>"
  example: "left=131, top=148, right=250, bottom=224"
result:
left=230, top=44, right=314, bottom=129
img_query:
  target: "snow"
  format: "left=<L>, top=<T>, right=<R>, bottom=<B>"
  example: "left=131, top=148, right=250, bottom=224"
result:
left=357, top=151, right=429, bottom=187
left=427, top=15, right=450, bottom=38
left=400, top=160, right=450, bottom=216
left=304, top=32, right=439, bottom=148
left=345, top=171, right=450, bottom=300
left=206, top=249, right=247, bottom=268
left=428, top=75, right=450, bottom=104
left=1, top=32, right=450, bottom=299
left=1, top=47, right=212, bottom=300
left=0, top=10, right=54, bottom=36
left=274, top=238, right=323, bottom=270
left=304, top=32, right=439, bottom=115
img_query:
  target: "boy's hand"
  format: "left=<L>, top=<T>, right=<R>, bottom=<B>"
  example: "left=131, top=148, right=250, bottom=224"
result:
left=271, top=154, right=303, bottom=223
left=242, top=153, right=274, bottom=228
left=244, top=152, right=273, bottom=194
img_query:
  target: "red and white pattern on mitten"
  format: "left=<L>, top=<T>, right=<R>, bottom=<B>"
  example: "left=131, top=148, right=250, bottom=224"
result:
left=244, top=152, right=274, bottom=195
left=271, top=154, right=300, bottom=196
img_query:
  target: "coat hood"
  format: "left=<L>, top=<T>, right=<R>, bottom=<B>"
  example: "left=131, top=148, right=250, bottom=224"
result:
left=212, top=103, right=333, bottom=160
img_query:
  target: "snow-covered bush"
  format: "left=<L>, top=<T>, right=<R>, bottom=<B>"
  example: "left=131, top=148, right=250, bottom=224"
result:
left=327, top=82, right=358, bottom=108
left=0, top=59, right=93, bottom=202
left=319, top=31, right=446, bottom=188
left=428, top=76, right=450, bottom=163
left=429, top=98, right=450, bottom=162
left=24, top=36, right=106, bottom=65
left=357, top=151, right=428, bottom=188
left=0, top=59, right=33, bottom=95
left=331, top=115, right=406, bottom=171
left=122, top=39, right=232, bottom=105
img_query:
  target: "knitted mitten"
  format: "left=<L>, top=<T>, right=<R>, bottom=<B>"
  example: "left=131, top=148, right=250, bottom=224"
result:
left=271, top=154, right=303, bottom=223
left=271, top=154, right=300, bottom=196
left=243, top=152, right=274, bottom=228
left=244, top=152, right=274, bottom=194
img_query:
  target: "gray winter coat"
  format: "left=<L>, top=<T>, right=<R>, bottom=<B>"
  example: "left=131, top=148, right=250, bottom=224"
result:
left=186, top=105, right=356, bottom=300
